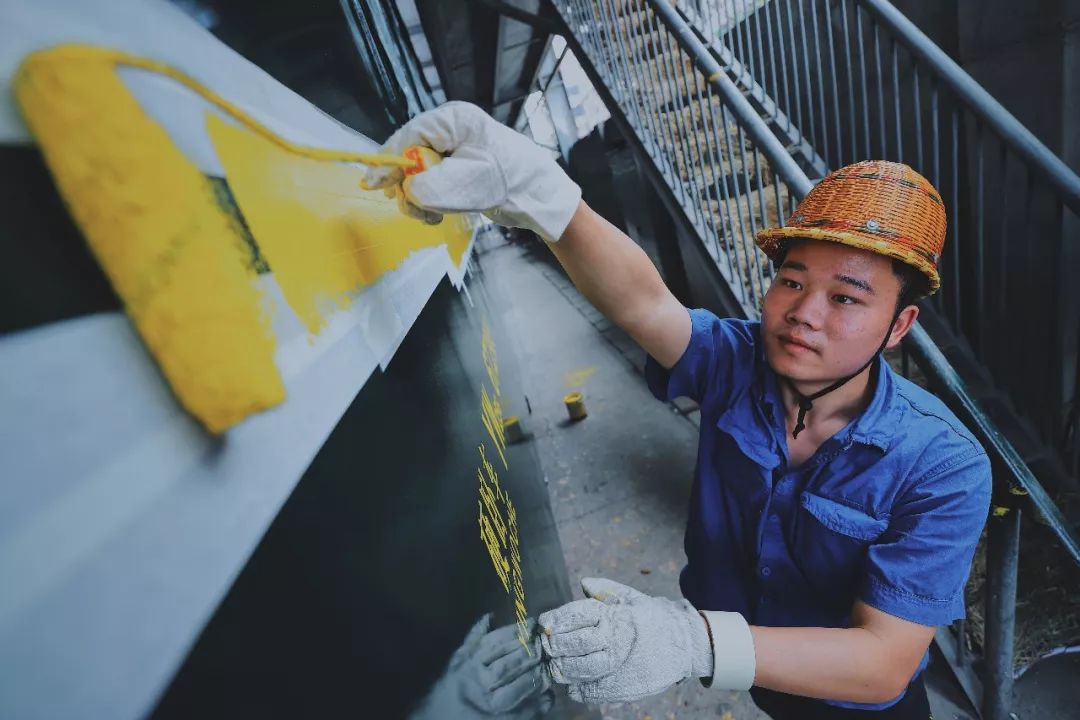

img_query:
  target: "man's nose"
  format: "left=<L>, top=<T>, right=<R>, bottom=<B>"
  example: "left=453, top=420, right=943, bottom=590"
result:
left=786, top=291, right=826, bottom=330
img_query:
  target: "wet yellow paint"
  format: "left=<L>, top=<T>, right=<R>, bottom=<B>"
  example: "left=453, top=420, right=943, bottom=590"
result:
left=473, top=318, right=530, bottom=654
left=207, top=114, right=473, bottom=335
left=14, top=45, right=284, bottom=433
left=13, top=44, right=475, bottom=431
left=18, top=46, right=418, bottom=170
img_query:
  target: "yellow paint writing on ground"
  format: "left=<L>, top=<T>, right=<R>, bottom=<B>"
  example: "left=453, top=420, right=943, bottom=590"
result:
left=207, top=114, right=473, bottom=336
left=474, top=319, right=530, bottom=653
left=478, top=444, right=511, bottom=593
left=14, top=46, right=284, bottom=433
left=477, top=442, right=530, bottom=654
left=481, top=319, right=501, bottom=398
left=480, top=386, right=508, bottom=470
left=479, top=320, right=508, bottom=469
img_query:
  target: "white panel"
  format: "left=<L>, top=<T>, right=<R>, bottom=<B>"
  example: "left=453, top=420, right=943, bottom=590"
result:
left=0, top=243, right=476, bottom=720
left=1, top=0, right=380, bottom=150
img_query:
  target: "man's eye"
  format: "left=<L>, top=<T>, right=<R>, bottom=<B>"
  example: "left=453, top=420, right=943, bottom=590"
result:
left=833, top=294, right=857, bottom=305
left=781, top=279, right=801, bottom=290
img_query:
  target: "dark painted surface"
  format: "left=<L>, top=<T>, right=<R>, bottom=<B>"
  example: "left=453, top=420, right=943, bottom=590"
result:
left=150, top=273, right=573, bottom=718
left=0, top=149, right=270, bottom=334
left=0, top=146, right=120, bottom=335
left=1, top=2, right=577, bottom=715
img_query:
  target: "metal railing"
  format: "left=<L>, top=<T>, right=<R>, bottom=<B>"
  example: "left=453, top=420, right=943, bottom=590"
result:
left=555, top=0, right=807, bottom=313
left=541, top=1, right=1080, bottom=718
left=674, top=0, right=1080, bottom=481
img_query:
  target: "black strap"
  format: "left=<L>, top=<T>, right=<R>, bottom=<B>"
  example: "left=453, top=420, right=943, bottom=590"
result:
left=786, top=315, right=899, bottom=440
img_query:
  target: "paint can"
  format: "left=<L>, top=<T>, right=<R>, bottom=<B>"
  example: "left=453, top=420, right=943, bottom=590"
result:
left=503, top=415, right=525, bottom=444
left=563, top=392, right=587, bottom=421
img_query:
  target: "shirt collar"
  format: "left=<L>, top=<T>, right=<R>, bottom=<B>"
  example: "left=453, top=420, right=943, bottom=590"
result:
left=752, top=326, right=896, bottom=454
left=847, top=358, right=895, bottom=452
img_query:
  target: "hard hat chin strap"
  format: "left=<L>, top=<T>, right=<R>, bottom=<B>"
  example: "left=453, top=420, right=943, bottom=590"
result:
left=785, top=314, right=899, bottom=440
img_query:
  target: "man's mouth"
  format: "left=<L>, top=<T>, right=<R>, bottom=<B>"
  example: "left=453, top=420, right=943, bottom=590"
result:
left=777, top=333, right=818, bottom=354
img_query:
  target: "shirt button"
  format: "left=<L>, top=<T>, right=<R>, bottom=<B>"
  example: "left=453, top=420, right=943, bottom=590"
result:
left=770, top=514, right=780, bottom=523
left=760, top=566, right=772, bottom=578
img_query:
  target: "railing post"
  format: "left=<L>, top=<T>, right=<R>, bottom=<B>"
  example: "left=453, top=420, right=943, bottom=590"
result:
left=646, top=0, right=814, bottom=199
left=983, top=504, right=1020, bottom=720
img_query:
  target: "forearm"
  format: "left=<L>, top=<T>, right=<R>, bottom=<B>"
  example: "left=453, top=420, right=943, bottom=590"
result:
left=749, top=625, right=912, bottom=704
left=547, top=201, right=689, bottom=367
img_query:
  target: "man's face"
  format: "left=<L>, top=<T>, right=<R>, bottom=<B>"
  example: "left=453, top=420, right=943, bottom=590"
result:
left=761, top=239, right=903, bottom=385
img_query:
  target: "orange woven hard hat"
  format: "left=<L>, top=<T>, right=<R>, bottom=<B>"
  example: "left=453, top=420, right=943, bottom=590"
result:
left=755, top=160, right=946, bottom=294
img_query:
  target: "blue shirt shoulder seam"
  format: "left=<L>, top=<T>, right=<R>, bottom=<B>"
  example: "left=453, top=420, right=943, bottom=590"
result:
left=919, top=448, right=989, bottom=485
left=894, top=390, right=981, bottom=450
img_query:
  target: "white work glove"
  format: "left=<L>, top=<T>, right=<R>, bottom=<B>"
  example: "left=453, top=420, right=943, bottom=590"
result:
left=538, top=578, right=755, bottom=704
left=410, top=613, right=554, bottom=719
left=361, top=101, right=582, bottom=242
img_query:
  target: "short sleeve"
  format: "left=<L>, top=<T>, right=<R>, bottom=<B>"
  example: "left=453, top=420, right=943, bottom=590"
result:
left=643, top=309, right=753, bottom=418
left=860, top=450, right=992, bottom=626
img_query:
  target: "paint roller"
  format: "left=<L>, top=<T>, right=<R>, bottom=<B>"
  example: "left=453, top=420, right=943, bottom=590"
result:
left=14, top=45, right=451, bottom=435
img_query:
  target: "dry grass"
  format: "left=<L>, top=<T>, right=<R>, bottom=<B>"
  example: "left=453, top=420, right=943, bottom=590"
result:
left=964, top=515, right=1080, bottom=673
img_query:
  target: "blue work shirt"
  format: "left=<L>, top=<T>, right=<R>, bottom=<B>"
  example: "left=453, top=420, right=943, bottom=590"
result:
left=645, top=310, right=991, bottom=709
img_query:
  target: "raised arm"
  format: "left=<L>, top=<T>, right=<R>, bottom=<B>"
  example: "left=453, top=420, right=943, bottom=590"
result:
left=362, top=102, right=690, bottom=367
left=547, top=201, right=689, bottom=368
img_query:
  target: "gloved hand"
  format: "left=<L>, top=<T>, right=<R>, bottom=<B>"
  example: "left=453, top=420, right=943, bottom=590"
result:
left=361, top=101, right=582, bottom=242
left=538, top=578, right=755, bottom=704
left=410, top=614, right=554, bottom=719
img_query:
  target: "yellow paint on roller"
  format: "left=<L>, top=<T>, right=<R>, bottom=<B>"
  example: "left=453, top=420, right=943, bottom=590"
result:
left=13, top=44, right=474, bottom=431
left=207, top=114, right=472, bottom=335
left=18, top=45, right=418, bottom=171
left=14, top=45, right=284, bottom=433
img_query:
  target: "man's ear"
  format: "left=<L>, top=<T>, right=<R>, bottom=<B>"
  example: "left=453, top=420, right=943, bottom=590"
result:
left=885, top=304, right=920, bottom=350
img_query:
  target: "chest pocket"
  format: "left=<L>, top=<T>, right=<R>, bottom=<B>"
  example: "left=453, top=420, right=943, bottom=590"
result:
left=714, top=402, right=779, bottom=496
left=793, top=491, right=889, bottom=607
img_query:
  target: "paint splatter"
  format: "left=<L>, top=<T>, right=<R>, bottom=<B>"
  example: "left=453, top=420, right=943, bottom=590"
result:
left=564, top=366, right=596, bottom=388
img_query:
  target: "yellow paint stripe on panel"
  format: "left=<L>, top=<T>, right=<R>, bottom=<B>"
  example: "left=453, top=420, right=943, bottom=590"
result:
left=207, top=113, right=474, bottom=335
left=14, top=46, right=285, bottom=433
left=15, top=45, right=416, bottom=170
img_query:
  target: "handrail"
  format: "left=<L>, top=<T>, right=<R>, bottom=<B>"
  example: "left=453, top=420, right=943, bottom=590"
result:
left=648, top=0, right=814, bottom=198
left=645, top=0, right=1080, bottom=566
left=541, top=2, right=1080, bottom=717
left=859, top=0, right=1080, bottom=217
left=907, top=324, right=1080, bottom=564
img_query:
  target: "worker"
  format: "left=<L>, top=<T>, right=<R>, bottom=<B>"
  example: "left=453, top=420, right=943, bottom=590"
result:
left=364, top=102, right=991, bottom=719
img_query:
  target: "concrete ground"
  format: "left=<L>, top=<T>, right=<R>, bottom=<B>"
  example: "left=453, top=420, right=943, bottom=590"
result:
left=482, top=233, right=760, bottom=720
left=479, top=229, right=978, bottom=720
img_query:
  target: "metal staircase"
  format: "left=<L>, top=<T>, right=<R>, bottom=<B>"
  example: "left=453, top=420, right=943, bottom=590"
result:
left=527, top=0, right=1080, bottom=717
